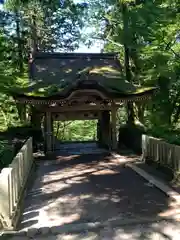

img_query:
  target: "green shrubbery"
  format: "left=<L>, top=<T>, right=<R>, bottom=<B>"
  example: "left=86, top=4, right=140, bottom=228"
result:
left=118, top=121, right=180, bottom=154
left=0, top=140, right=14, bottom=168
left=147, top=126, right=180, bottom=145
left=54, top=120, right=97, bottom=141
left=0, top=125, right=43, bottom=169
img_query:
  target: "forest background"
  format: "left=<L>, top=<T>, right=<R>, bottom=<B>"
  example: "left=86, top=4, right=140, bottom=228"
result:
left=0, top=0, right=180, bottom=166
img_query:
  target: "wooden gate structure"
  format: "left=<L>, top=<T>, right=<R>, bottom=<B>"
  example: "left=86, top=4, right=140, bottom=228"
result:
left=12, top=52, right=156, bottom=153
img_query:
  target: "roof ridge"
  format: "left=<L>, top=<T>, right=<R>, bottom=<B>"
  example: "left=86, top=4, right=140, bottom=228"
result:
left=31, top=52, right=119, bottom=60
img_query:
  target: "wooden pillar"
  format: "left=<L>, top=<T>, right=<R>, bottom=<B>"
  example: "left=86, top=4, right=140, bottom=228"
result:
left=97, top=119, right=101, bottom=145
left=103, top=110, right=111, bottom=149
left=51, top=118, right=55, bottom=152
left=45, top=111, right=53, bottom=154
left=98, top=111, right=111, bottom=149
left=111, top=105, right=118, bottom=150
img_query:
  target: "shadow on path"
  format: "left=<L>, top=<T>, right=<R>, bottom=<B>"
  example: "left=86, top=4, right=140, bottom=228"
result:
left=18, top=143, right=180, bottom=239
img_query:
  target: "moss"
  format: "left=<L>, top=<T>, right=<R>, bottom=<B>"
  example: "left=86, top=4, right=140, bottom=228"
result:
left=10, top=54, right=157, bottom=98
left=103, top=78, right=156, bottom=95
left=131, top=86, right=157, bottom=94
left=11, top=81, right=156, bottom=98
left=11, top=84, right=66, bottom=97
left=10, top=64, right=157, bottom=98
left=89, top=66, right=120, bottom=75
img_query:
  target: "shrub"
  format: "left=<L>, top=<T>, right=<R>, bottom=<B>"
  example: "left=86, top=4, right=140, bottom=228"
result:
left=118, top=122, right=146, bottom=154
left=0, top=140, right=14, bottom=168
left=147, top=126, right=180, bottom=145
left=0, top=125, right=43, bottom=169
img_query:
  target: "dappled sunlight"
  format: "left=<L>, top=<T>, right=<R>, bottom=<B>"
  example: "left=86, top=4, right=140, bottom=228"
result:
left=91, top=169, right=119, bottom=175
left=56, top=155, right=80, bottom=162
left=158, top=206, right=180, bottom=219
left=17, top=144, right=180, bottom=238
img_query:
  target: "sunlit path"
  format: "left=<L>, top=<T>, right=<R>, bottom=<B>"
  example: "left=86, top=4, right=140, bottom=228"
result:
left=16, top=143, right=179, bottom=239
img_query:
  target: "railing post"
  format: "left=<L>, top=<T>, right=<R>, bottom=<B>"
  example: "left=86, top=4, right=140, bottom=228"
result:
left=30, top=137, right=33, bottom=165
left=174, top=145, right=180, bottom=172
left=141, top=135, right=180, bottom=175
left=0, top=137, right=34, bottom=230
left=142, top=134, right=147, bottom=161
left=0, top=168, right=12, bottom=228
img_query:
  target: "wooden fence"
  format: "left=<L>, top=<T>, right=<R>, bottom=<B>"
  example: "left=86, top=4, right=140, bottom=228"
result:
left=142, top=135, right=180, bottom=172
left=0, top=137, right=33, bottom=229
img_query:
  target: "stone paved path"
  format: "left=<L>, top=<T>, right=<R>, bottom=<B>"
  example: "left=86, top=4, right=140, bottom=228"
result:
left=2, top=219, right=180, bottom=239
left=9, top=143, right=180, bottom=239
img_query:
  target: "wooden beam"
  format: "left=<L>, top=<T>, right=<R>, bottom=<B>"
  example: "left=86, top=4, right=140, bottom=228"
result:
left=53, top=111, right=100, bottom=121
left=15, top=93, right=153, bottom=105
left=41, top=104, right=114, bottom=112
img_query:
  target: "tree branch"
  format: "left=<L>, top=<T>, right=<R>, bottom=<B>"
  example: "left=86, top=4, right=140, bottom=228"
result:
left=163, top=39, right=180, bottom=61
left=106, top=37, right=123, bottom=48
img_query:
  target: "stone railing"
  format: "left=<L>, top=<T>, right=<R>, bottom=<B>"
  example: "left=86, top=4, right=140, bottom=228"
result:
left=142, top=135, right=180, bottom=172
left=0, top=137, right=33, bottom=229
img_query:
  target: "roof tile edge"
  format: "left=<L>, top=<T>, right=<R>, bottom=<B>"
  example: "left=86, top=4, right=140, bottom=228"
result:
left=32, top=52, right=119, bottom=60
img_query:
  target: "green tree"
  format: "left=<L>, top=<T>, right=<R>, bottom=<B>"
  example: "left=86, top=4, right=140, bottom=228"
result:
left=102, top=1, right=180, bottom=127
left=0, top=0, right=86, bottom=128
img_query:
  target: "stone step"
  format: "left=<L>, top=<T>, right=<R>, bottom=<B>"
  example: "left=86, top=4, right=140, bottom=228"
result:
left=1, top=216, right=180, bottom=239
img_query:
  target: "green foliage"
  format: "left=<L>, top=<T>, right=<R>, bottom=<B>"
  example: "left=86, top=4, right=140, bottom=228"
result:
left=1, top=0, right=180, bottom=165
left=87, top=0, right=180, bottom=135
left=54, top=120, right=97, bottom=141
left=79, top=0, right=180, bottom=147
left=0, top=0, right=87, bottom=168
left=0, top=0, right=86, bottom=129
left=0, top=140, right=14, bottom=168
left=4, top=0, right=85, bottom=52
left=0, top=124, right=44, bottom=168
left=147, top=127, right=180, bottom=146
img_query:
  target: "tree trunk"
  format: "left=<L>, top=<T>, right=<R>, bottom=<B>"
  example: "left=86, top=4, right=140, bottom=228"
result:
left=16, top=103, right=27, bottom=124
left=30, top=106, right=41, bottom=129
left=136, top=103, right=145, bottom=124
left=30, top=6, right=38, bottom=55
left=32, top=14, right=38, bottom=53
left=15, top=9, right=23, bottom=73
left=122, top=3, right=135, bottom=124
